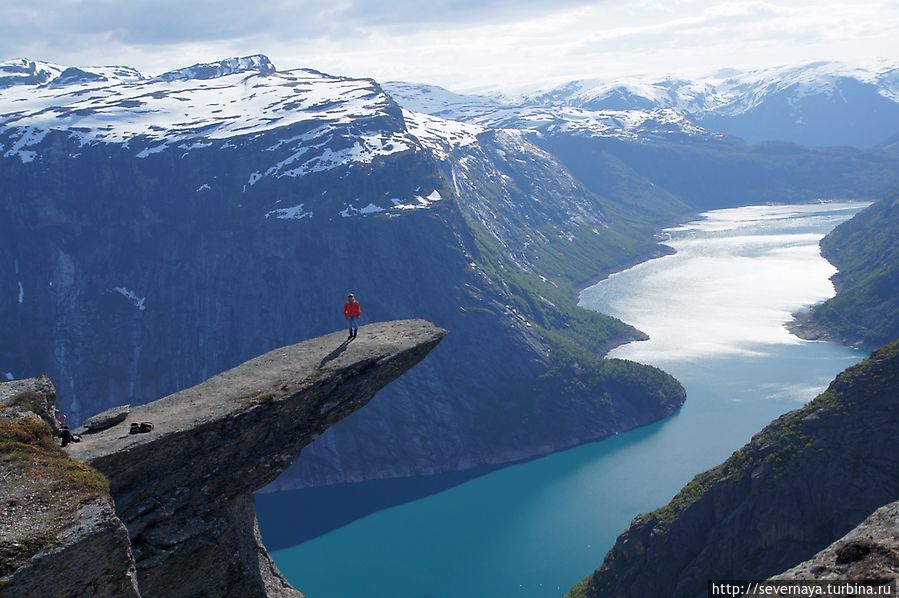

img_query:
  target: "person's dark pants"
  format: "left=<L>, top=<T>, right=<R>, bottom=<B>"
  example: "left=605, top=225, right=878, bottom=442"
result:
left=348, top=316, right=358, bottom=337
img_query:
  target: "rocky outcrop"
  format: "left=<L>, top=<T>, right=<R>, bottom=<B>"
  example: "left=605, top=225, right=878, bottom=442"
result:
left=770, top=499, right=899, bottom=585
left=63, top=319, right=445, bottom=597
left=1, top=377, right=139, bottom=598
left=580, top=339, right=899, bottom=598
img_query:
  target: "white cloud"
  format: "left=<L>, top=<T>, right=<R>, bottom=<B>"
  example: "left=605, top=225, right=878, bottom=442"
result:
left=0, top=0, right=897, bottom=90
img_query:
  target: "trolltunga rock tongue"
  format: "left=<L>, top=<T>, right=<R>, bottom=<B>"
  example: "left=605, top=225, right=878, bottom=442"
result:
left=67, top=319, right=445, bottom=598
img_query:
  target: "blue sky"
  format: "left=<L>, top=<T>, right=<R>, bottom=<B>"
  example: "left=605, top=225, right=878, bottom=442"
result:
left=2, top=0, right=897, bottom=90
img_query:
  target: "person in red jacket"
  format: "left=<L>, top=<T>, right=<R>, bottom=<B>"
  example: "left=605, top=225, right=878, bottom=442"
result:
left=344, top=293, right=362, bottom=340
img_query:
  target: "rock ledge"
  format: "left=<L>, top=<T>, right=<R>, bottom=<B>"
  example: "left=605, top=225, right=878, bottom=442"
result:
left=6, top=319, right=443, bottom=597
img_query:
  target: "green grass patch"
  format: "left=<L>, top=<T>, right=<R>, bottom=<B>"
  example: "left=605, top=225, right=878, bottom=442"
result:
left=0, top=528, right=60, bottom=577
left=564, top=575, right=593, bottom=598
left=0, top=416, right=111, bottom=576
left=461, top=204, right=685, bottom=408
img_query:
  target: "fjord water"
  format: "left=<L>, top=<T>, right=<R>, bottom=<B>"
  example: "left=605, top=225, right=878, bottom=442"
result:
left=257, top=202, right=866, bottom=598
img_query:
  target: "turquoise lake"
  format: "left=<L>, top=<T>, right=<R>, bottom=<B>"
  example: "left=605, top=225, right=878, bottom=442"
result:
left=256, top=202, right=867, bottom=598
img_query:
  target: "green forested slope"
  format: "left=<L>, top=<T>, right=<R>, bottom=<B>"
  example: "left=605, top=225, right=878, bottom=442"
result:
left=793, top=191, right=899, bottom=348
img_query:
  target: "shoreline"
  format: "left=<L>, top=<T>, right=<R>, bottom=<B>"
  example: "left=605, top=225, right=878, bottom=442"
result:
left=580, top=198, right=873, bottom=359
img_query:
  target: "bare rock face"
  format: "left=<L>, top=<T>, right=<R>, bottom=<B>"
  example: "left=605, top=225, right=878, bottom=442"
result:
left=772, top=500, right=899, bottom=584
left=81, top=404, right=130, bottom=431
left=66, top=319, right=445, bottom=597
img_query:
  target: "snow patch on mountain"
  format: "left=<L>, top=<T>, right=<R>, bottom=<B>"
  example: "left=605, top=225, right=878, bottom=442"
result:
left=402, top=109, right=483, bottom=160
left=157, top=55, right=274, bottom=82
left=3, top=127, right=47, bottom=163
left=0, top=59, right=64, bottom=88
left=385, top=81, right=504, bottom=121
left=266, top=204, right=312, bottom=220
left=340, top=202, right=387, bottom=217
left=388, top=81, right=710, bottom=140
left=393, top=189, right=443, bottom=211
left=112, top=287, right=146, bottom=311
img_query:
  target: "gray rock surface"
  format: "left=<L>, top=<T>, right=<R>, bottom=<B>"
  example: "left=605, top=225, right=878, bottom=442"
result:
left=81, top=404, right=130, bottom=431
left=2, top=498, right=141, bottom=598
left=772, top=499, right=899, bottom=584
left=0, top=375, right=60, bottom=431
left=67, top=319, right=445, bottom=597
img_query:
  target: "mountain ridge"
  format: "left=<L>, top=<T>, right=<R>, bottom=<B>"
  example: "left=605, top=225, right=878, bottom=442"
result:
left=387, top=60, right=899, bottom=147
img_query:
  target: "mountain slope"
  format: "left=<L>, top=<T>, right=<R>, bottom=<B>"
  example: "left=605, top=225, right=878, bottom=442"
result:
left=571, top=340, right=899, bottom=598
left=0, top=56, right=686, bottom=488
left=790, top=190, right=899, bottom=349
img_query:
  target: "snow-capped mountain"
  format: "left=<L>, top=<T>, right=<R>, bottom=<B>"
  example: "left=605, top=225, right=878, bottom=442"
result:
left=540, top=61, right=899, bottom=146
left=0, top=55, right=422, bottom=184
left=509, top=61, right=898, bottom=114
left=388, top=61, right=899, bottom=147
left=0, top=58, right=145, bottom=89
left=384, top=80, right=712, bottom=141
left=0, top=59, right=64, bottom=87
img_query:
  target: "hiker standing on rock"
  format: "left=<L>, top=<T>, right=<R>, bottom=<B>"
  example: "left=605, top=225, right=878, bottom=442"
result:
left=344, top=293, right=361, bottom=340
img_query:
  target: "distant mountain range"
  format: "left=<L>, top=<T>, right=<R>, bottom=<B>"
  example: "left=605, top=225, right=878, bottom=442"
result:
left=5, top=57, right=898, bottom=151
left=2, top=54, right=898, bottom=489
left=386, top=61, right=899, bottom=148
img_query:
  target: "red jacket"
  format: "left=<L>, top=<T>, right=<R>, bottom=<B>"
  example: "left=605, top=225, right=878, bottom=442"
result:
left=344, top=300, right=361, bottom=318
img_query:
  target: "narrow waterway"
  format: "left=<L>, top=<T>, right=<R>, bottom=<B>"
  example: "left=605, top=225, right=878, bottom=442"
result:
left=257, top=201, right=866, bottom=598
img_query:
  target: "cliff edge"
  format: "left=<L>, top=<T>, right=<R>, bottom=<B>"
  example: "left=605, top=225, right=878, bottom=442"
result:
left=1, top=377, right=139, bottom=597
left=3, top=319, right=445, bottom=597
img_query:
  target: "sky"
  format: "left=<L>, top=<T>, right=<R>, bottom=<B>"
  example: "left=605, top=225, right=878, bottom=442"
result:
left=1, top=0, right=898, bottom=91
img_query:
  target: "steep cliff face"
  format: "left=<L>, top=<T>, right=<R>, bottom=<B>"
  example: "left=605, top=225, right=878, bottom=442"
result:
left=2, top=320, right=444, bottom=597
left=790, top=190, right=899, bottom=350
left=578, top=340, right=899, bottom=598
left=63, top=319, right=444, bottom=597
left=769, top=499, right=899, bottom=585
left=1, top=57, right=686, bottom=489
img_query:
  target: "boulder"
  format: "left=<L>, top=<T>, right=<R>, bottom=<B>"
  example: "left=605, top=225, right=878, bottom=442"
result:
left=81, top=404, right=130, bottom=431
